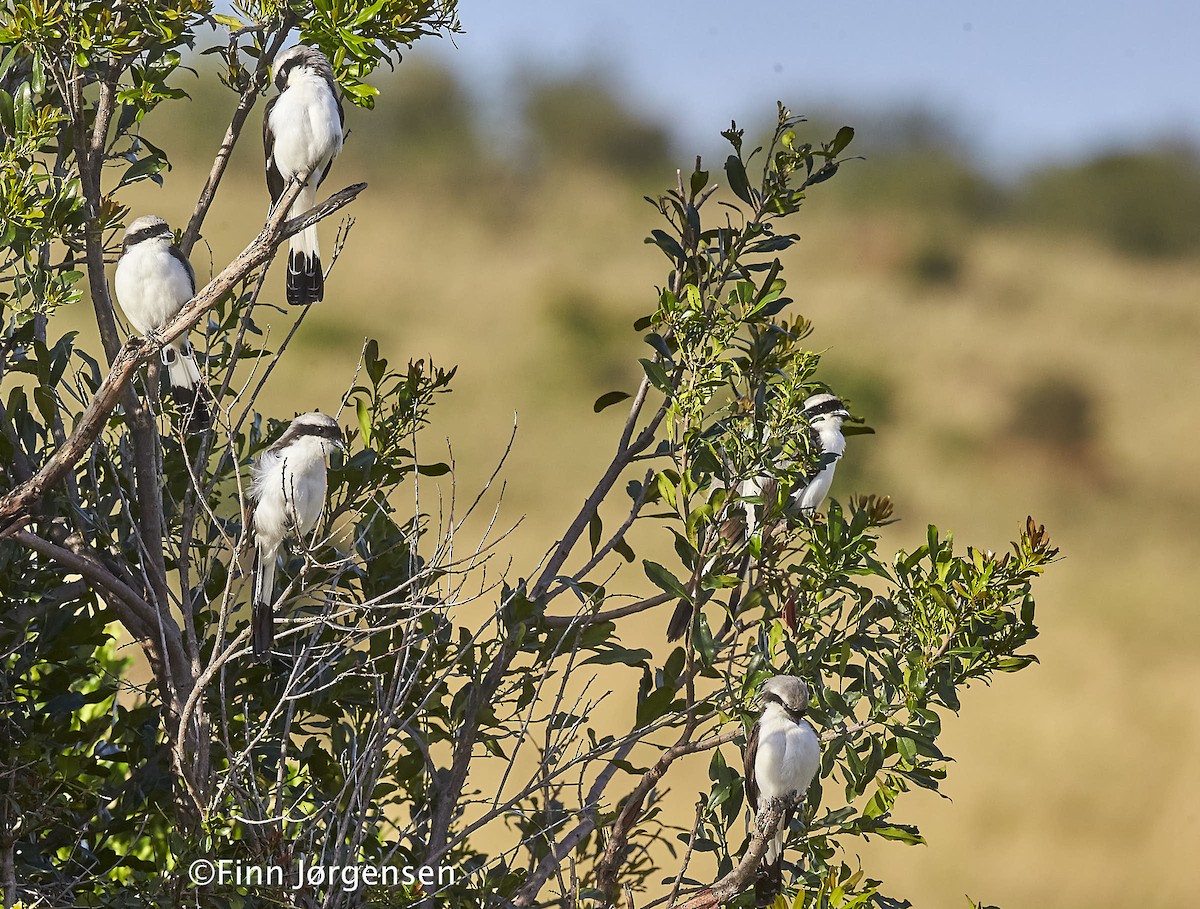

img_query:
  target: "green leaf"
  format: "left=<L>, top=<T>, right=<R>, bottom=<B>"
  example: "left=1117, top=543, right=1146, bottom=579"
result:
left=117, top=155, right=167, bottom=188
left=647, top=229, right=685, bottom=261
left=580, top=647, right=653, bottom=668
left=593, top=390, right=631, bottom=413
left=417, top=462, right=450, bottom=476
left=639, top=358, right=672, bottom=393
left=725, top=155, right=754, bottom=205
left=870, top=823, right=925, bottom=845
left=355, top=396, right=372, bottom=448
left=830, top=125, right=855, bottom=156
left=364, top=338, right=385, bottom=386
left=588, top=512, right=602, bottom=555
left=643, top=560, right=691, bottom=601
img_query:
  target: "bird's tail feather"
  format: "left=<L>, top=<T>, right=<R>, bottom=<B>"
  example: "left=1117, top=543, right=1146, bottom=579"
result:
left=753, top=827, right=787, bottom=906
left=164, top=342, right=210, bottom=433
left=286, top=182, right=322, bottom=306
left=754, top=806, right=795, bottom=906
left=252, top=546, right=277, bottom=663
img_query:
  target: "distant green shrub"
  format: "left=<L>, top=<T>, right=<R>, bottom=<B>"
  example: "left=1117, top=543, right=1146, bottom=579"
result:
left=521, top=72, right=673, bottom=179
left=908, top=241, right=964, bottom=286
left=1018, top=146, right=1200, bottom=258
left=1007, top=372, right=1098, bottom=453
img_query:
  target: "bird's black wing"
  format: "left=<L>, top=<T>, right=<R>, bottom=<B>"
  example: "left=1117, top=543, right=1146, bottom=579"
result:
left=314, top=79, right=345, bottom=190
left=263, top=93, right=284, bottom=204
left=743, top=720, right=761, bottom=810
left=168, top=244, right=196, bottom=295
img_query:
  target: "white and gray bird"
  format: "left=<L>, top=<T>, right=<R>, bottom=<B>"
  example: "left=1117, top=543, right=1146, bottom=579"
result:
left=786, top=393, right=850, bottom=515
left=263, top=44, right=344, bottom=306
left=113, top=215, right=210, bottom=431
left=665, top=394, right=852, bottom=642
left=744, top=675, right=821, bottom=904
left=249, top=412, right=345, bottom=662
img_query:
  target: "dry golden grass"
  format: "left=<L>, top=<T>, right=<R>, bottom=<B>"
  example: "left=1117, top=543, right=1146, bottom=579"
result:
left=68, top=106, right=1200, bottom=905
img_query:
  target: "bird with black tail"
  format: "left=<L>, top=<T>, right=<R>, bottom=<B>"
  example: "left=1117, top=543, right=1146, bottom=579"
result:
left=263, top=45, right=345, bottom=306
left=113, top=215, right=211, bottom=433
left=249, top=412, right=345, bottom=663
left=744, top=675, right=820, bottom=905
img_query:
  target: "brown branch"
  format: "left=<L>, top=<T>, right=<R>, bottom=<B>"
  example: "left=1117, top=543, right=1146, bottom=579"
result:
left=425, top=632, right=517, bottom=867
left=0, top=182, right=367, bottom=533
left=531, top=406, right=667, bottom=602
left=595, top=729, right=740, bottom=901
left=819, top=718, right=870, bottom=744
left=674, top=798, right=789, bottom=909
left=180, top=23, right=292, bottom=255
left=542, top=591, right=672, bottom=628
left=69, top=58, right=172, bottom=621
left=12, top=529, right=159, bottom=635
left=511, top=738, right=638, bottom=907
left=9, top=527, right=193, bottom=727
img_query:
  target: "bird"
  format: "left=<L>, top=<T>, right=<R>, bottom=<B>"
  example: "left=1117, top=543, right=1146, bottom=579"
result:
left=249, top=412, right=345, bottom=662
left=113, top=215, right=210, bottom=432
left=665, top=394, right=851, bottom=642
left=743, top=675, right=821, bottom=905
left=785, top=393, right=850, bottom=516
left=263, top=44, right=345, bottom=306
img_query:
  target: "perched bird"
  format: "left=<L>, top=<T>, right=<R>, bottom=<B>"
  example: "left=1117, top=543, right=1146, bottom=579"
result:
left=786, top=393, right=850, bottom=516
left=665, top=394, right=852, bottom=642
left=744, top=675, right=821, bottom=905
left=250, top=412, right=345, bottom=662
left=263, top=45, right=344, bottom=306
left=113, top=215, right=210, bottom=431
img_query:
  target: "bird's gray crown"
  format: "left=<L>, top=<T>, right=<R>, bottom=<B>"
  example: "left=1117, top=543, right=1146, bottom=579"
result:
left=273, top=411, right=344, bottom=449
left=122, top=215, right=172, bottom=250
left=760, top=675, right=810, bottom=714
left=273, top=45, right=335, bottom=91
left=801, top=393, right=849, bottom=420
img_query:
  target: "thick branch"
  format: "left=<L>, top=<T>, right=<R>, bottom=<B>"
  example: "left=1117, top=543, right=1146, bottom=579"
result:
left=595, top=729, right=740, bottom=900
left=0, top=182, right=366, bottom=533
left=675, top=798, right=789, bottom=909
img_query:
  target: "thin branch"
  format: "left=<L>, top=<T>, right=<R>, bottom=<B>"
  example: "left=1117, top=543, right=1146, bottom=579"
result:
left=542, top=591, right=672, bottom=628
left=672, top=798, right=788, bottom=909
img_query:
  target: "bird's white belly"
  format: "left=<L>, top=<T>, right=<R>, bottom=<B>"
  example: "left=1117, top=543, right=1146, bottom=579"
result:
left=756, top=722, right=820, bottom=801
left=794, top=464, right=836, bottom=513
left=269, top=82, right=342, bottom=179
left=113, top=249, right=192, bottom=335
left=285, top=463, right=326, bottom=536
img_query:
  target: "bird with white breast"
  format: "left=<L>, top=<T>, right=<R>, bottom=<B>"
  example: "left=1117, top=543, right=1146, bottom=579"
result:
left=263, top=44, right=345, bottom=306
left=250, top=411, right=345, bottom=662
left=743, top=674, right=821, bottom=904
left=113, top=215, right=210, bottom=432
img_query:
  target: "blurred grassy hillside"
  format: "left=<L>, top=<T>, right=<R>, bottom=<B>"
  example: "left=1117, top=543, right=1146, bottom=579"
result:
left=79, top=59, right=1200, bottom=907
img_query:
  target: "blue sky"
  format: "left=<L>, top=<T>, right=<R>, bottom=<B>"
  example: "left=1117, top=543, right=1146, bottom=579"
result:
left=419, top=0, right=1200, bottom=171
